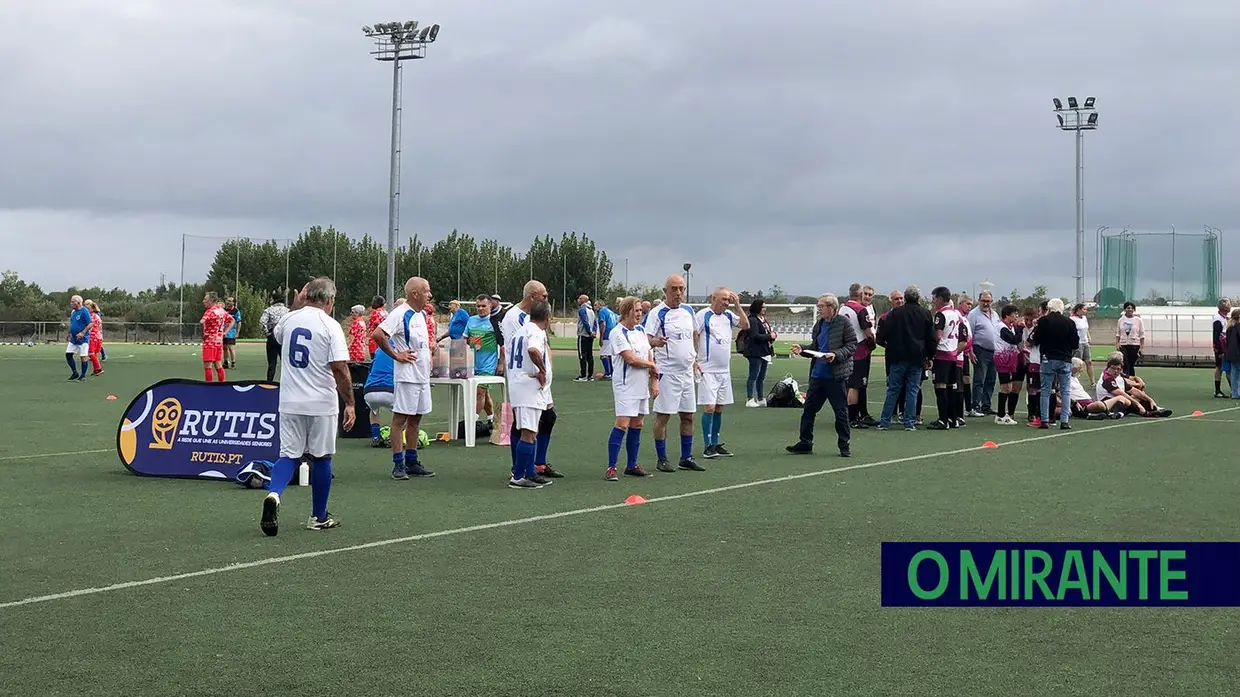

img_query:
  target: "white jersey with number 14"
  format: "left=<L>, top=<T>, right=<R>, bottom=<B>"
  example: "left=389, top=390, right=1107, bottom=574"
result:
left=506, top=322, right=550, bottom=409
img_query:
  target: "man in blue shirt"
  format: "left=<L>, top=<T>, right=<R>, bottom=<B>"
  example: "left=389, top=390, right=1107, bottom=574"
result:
left=786, top=294, right=857, bottom=457
left=223, top=296, right=241, bottom=369
left=363, top=339, right=396, bottom=447
left=65, top=295, right=93, bottom=381
left=446, top=300, right=470, bottom=340
left=575, top=294, right=598, bottom=381
left=596, top=299, right=619, bottom=379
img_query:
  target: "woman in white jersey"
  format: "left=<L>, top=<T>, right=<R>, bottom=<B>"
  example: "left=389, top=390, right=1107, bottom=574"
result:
left=604, top=297, right=659, bottom=481
left=1070, top=302, right=1095, bottom=388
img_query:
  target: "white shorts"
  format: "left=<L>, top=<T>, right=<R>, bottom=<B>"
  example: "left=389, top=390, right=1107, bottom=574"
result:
left=653, top=372, right=696, bottom=415
left=65, top=342, right=89, bottom=357
left=394, top=382, right=432, bottom=416
left=279, top=413, right=338, bottom=459
left=614, top=394, right=650, bottom=418
left=364, top=390, right=394, bottom=414
left=696, top=372, right=734, bottom=406
left=513, top=406, right=544, bottom=432
left=600, top=339, right=612, bottom=357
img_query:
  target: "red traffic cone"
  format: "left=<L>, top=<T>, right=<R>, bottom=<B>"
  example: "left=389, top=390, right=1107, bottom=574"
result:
left=624, top=495, right=648, bottom=505
left=981, top=441, right=998, bottom=449
left=105, top=395, right=118, bottom=401
left=1191, top=410, right=1204, bottom=417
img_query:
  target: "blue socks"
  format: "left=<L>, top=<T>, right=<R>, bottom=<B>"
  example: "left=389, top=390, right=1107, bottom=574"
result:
left=602, top=356, right=613, bottom=376
left=392, top=452, right=403, bottom=468
left=711, top=412, right=723, bottom=445
left=680, top=434, right=693, bottom=461
left=701, top=412, right=715, bottom=445
left=310, top=458, right=332, bottom=521
left=65, top=353, right=78, bottom=376
left=535, top=433, right=550, bottom=466
left=270, top=457, right=297, bottom=496
left=404, top=449, right=419, bottom=467
left=655, top=438, right=667, bottom=462
left=625, top=428, right=642, bottom=468
left=370, top=423, right=381, bottom=439
left=607, top=427, right=624, bottom=468
left=514, top=439, right=536, bottom=480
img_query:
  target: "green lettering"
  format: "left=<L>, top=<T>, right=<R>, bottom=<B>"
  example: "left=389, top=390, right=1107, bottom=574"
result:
left=1092, top=550, right=1126, bottom=600
left=1023, top=550, right=1054, bottom=600
left=1056, top=550, right=1090, bottom=600
left=961, top=550, right=1005, bottom=600
left=908, top=550, right=949, bottom=600
left=1159, top=550, right=1188, bottom=601
left=1010, top=546, right=1020, bottom=599
left=1129, top=550, right=1157, bottom=600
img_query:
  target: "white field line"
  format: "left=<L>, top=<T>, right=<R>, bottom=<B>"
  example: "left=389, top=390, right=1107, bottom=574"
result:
left=0, top=448, right=113, bottom=462
left=2, top=405, right=1235, bottom=611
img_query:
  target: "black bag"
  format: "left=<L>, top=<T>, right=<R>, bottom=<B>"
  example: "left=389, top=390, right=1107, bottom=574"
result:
left=735, top=326, right=749, bottom=354
left=766, top=375, right=803, bottom=408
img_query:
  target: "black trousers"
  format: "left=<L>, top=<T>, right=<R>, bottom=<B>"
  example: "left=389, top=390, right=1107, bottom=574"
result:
left=799, top=376, right=851, bottom=452
left=577, top=336, right=595, bottom=378
left=1120, top=345, right=1140, bottom=376
left=266, top=336, right=280, bottom=382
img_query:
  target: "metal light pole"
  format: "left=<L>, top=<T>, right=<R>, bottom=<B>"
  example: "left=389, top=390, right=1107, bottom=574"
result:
left=362, top=21, right=441, bottom=309
left=1052, top=96, right=1099, bottom=304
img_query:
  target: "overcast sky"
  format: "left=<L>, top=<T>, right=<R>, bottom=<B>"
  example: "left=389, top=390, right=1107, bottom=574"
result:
left=4, top=0, right=1239, bottom=301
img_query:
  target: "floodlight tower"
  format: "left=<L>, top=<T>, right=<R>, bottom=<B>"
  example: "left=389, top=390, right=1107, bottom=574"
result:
left=362, top=21, right=441, bottom=307
left=1052, top=95, right=1098, bottom=304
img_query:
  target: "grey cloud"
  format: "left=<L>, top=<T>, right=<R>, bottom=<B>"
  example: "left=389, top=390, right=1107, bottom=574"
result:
left=2, top=0, right=1239, bottom=299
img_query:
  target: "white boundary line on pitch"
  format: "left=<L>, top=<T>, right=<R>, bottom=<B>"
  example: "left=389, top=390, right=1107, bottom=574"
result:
left=3, top=405, right=1236, bottom=611
left=0, top=448, right=114, bottom=462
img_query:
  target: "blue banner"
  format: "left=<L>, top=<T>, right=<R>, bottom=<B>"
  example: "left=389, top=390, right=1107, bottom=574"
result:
left=881, top=542, right=1240, bottom=607
left=116, top=379, right=281, bottom=481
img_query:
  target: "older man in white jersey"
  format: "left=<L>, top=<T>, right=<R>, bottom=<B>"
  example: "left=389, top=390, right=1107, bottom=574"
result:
left=505, top=300, right=556, bottom=489
left=260, top=277, right=355, bottom=536
left=645, top=274, right=705, bottom=473
left=499, top=280, right=564, bottom=478
left=373, top=276, right=436, bottom=480
left=695, top=287, right=749, bottom=458
left=927, top=285, right=965, bottom=430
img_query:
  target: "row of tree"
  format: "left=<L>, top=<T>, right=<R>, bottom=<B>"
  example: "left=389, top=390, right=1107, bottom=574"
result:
left=0, top=228, right=624, bottom=339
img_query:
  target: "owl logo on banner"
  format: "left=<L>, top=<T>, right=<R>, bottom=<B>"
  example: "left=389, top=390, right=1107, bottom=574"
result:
left=149, top=397, right=183, bottom=450
left=116, top=378, right=281, bottom=481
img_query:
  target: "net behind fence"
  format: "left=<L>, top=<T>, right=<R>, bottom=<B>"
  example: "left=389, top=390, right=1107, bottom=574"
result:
left=1098, top=228, right=1221, bottom=308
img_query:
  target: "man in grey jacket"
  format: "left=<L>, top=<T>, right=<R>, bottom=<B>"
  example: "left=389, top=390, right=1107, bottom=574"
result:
left=786, top=294, right=858, bottom=457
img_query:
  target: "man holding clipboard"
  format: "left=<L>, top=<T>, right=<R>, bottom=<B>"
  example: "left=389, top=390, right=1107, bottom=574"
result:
left=785, top=294, right=857, bottom=458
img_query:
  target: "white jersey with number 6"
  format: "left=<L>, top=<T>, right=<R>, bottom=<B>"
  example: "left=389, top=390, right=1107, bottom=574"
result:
left=275, top=306, right=349, bottom=416
left=506, top=322, right=550, bottom=409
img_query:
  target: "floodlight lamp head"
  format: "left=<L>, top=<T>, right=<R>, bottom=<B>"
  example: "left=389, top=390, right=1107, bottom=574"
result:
left=1057, top=114, right=1065, bottom=127
left=404, top=20, right=418, bottom=31
left=1084, top=96, right=1095, bottom=109
left=1053, top=97, right=1062, bottom=110
left=683, top=263, right=692, bottom=272
left=362, top=25, right=372, bottom=35
left=1087, top=113, right=1098, bottom=126
left=428, top=23, right=440, bottom=41
left=1067, top=96, right=1078, bottom=109
left=418, top=26, right=431, bottom=40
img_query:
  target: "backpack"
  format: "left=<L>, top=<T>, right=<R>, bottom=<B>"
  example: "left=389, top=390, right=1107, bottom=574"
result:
left=735, top=326, right=749, bottom=354
left=235, top=460, right=273, bottom=489
left=766, top=374, right=804, bottom=408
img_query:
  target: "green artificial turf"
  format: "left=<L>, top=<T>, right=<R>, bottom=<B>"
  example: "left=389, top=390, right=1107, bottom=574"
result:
left=0, top=343, right=1236, bottom=696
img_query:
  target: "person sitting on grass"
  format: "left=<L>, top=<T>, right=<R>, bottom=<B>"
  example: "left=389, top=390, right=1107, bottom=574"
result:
left=1096, top=355, right=1172, bottom=417
left=1050, top=357, right=1132, bottom=421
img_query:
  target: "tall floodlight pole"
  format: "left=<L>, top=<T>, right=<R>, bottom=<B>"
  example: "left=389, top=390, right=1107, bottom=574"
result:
left=362, top=21, right=441, bottom=309
left=1052, top=96, right=1099, bottom=303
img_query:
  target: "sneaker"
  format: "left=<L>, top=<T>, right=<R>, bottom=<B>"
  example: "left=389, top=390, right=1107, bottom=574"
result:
left=605, top=467, right=618, bottom=481
left=260, top=493, right=280, bottom=537
left=537, top=464, right=565, bottom=478
left=407, top=464, right=435, bottom=477
left=306, top=515, right=340, bottom=530
left=68, top=374, right=80, bottom=381
left=91, top=370, right=104, bottom=376
left=1028, top=417, right=1042, bottom=427
left=713, top=444, right=733, bottom=457
left=785, top=442, right=812, bottom=454
left=839, top=449, right=851, bottom=458
left=745, top=398, right=759, bottom=408
left=1038, top=423, right=1050, bottom=430
left=926, top=420, right=949, bottom=430
left=994, top=416, right=1006, bottom=425
left=850, top=421, right=870, bottom=430
left=859, top=416, right=880, bottom=428
left=1085, top=412, right=1107, bottom=421
left=1059, top=422, right=1071, bottom=430
left=954, top=418, right=967, bottom=428
left=574, top=376, right=589, bottom=382
left=371, top=437, right=388, bottom=448
left=904, top=425, right=916, bottom=432
left=655, top=460, right=675, bottom=473
left=391, top=465, right=409, bottom=480
left=875, top=424, right=889, bottom=431
left=678, top=458, right=706, bottom=471
left=1107, top=411, right=1125, bottom=420
left=508, top=477, right=542, bottom=489
left=624, top=465, right=652, bottom=477
left=528, top=473, right=553, bottom=485
left=757, top=399, right=767, bottom=407
left=967, top=410, right=986, bottom=418
left=1156, top=408, right=1173, bottom=417
left=703, top=445, right=719, bottom=459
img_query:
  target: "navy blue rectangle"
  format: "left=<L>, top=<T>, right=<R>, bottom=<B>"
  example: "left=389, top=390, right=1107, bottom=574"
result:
left=881, top=542, right=1240, bottom=607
